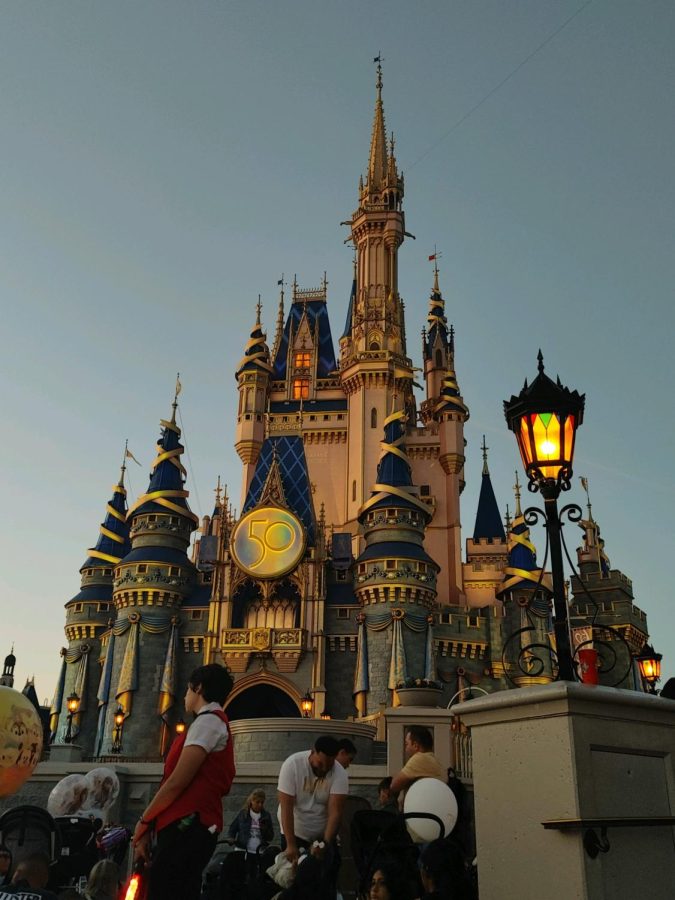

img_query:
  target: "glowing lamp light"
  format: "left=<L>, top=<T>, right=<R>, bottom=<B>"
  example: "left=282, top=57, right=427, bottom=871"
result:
left=300, top=691, right=314, bottom=718
left=320, top=710, right=331, bottom=721
left=175, top=719, right=186, bottom=735
left=66, top=692, right=81, bottom=715
left=111, top=705, right=125, bottom=754
left=504, top=351, right=585, bottom=493
left=113, top=707, right=125, bottom=729
left=636, top=643, right=662, bottom=693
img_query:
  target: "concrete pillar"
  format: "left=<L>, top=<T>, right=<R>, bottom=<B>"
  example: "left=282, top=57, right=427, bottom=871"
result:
left=456, top=683, right=675, bottom=900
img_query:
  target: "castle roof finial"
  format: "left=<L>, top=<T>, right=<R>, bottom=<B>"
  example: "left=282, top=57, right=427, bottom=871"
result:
left=367, top=54, right=388, bottom=189
left=481, top=435, right=489, bottom=476
left=271, top=276, right=285, bottom=360
left=172, top=373, right=182, bottom=424
left=514, top=470, right=522, bottom=518
left=579, top=475, right=593, bottom=521
left=255, top=295, right=262, bottom=326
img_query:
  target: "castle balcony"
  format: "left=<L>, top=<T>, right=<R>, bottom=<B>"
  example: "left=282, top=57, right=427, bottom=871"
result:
left=220, top=626, right=308, bottom=674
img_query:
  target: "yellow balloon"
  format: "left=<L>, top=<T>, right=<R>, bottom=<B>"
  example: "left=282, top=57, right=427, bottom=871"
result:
left=0, top=685, right=44, bottom=798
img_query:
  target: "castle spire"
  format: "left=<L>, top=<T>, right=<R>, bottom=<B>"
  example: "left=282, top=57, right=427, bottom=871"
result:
left=271, top=278, right=285, bottom=360
left=236, top=300, right=272, bottom=378
left=367, top=59, right=388, bottom=190
left=473, top=439, right=505, bottom=541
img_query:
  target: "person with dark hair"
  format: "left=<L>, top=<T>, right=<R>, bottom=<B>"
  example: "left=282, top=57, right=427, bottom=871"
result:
left=368, top=858, right=415, bottom=900
left=390, top=726, right=444, bottom=802
left=419, top=838, right=472, bottom=899
left=7, top=852, right=58, bottom=898
left=132, top=663, right=235, bottom=900
left=0, top=845, right=12, bottom=887
left=335, top=737, right=357, bottom=771
left=277, top=734, right=348, bottom=892
left=376, top=776, right=397, bottom=813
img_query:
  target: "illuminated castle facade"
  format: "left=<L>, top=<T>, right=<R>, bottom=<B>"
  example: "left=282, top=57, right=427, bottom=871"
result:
left=49, top=68, right=651, bottom=758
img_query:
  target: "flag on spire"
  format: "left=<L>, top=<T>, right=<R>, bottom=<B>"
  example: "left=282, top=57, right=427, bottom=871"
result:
left=125, top=449, right=142, bottom=466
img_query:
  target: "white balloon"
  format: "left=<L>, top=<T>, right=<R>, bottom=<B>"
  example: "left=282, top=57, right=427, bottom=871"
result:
left=403, top=777, right=458, bottom=843
left=84, top=767, right=120, bottom=811
left=47, top=773, right=89, bottom=817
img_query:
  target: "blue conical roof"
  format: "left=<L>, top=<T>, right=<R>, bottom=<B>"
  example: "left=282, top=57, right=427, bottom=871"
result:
left=359, top=411, right=431, bottom=519
left=127, top=410, right=198, bottom=525
left=341, top=277, right=356, bottom=340
left=236, top=308, right=272, bottom=378
left=80, top=470, right=130, bottom=569
left=497, top=500, right=548, bottom=610
left=473, top=446, right=505, bottom=541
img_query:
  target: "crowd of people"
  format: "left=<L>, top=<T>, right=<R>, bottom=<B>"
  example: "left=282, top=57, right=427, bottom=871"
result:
left=1, top=663, right=473, bottom=898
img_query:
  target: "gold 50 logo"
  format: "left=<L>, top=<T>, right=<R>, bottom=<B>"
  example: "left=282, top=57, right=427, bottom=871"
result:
left=230, top=507, right=306, bottom=579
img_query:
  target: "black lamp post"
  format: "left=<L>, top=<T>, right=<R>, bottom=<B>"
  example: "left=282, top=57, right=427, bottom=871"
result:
left=111, top=705, right=125, bottom=754
left=64, top=692, right=80, bottom=744
left=636, top=643, right=662, bottom=694
left=504, top=351, right=585, bottom=682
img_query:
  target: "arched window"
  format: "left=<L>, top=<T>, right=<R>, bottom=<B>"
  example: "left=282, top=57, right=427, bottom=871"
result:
left=435, top=349, right=443, bottom=368
left=352, top=480, right=357, bottom=502
left=370, top=408, right=378, bottom=429
left=369, top=341, right=380, bottom=351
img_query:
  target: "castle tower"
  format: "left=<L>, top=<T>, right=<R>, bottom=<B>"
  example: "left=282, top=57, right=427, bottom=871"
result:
left=340, top=64, right=415, bottom=522
left=496, top=473, right=553, bottom=685
left=419, top=295, right=470, bottom=605
left=49, top=461, right=130, bottom=750
left=235, top=299, right=273, bottom=504
left=106, top=399, right=199, bottom=757
left=569, top=479, right=648, bottom=688
left=1, top=647, right=16, bottom=688
left=353, top=409, right=439, bottom=715
left=462, top=438, right=508, bottom=608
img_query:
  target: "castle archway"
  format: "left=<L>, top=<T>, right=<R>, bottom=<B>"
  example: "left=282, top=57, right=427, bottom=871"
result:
left=225, top=683, right=301, bottom=720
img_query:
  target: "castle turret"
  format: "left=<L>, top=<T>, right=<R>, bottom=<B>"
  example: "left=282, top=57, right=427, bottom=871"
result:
left=235, top=298, right=273, bottom=503
left=463, top=438, right=507, bottom=608
left=1, top=647, right=16, bottom=688
left=422, top=263, right=451, bottom=402
left=354, top=409, right=439, bottom=715
left=496, top=473, right=553, bottom=685
left=50, top=460, right=130, bottom=750
left=107, top=398, right=199, bottom=757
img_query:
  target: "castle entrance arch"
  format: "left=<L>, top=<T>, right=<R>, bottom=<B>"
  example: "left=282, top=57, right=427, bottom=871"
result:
left=225, top=683, right=301, bottom=720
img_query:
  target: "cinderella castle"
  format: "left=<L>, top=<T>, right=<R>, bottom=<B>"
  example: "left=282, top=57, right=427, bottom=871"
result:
left=47, top=66, right=651, bottom=759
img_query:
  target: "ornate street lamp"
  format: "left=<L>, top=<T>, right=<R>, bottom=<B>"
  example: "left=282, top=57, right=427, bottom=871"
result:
left=300, top=691, right=314, bottom=718
left=175, top=719, right=186, bottom=735
left=636, top=643, right=662, bottom=694
left=504, top=352, right=585, bottom=681
left=111, top=705, right=125, bottom=754
left=64, top=692, right=80, bottom=744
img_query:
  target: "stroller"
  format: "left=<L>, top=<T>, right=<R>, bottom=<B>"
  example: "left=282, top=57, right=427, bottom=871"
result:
left=202, top=840, right=280, bottom=900
left=351, top=808, right=449, bottom=899
left=0, top=805, right=61, bottom=884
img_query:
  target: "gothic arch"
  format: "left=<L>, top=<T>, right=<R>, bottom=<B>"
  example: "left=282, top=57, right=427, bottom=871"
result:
left=224, top=672, right=302, bottom=719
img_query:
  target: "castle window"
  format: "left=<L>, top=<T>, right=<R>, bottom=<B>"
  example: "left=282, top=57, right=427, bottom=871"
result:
left=99, top=603, right=109, bottom=612
left=294, top=351, right=311, bottom=369
left=323, top=414, right=330, bottom=421
left=370, top=408, right=378, bottom=429
left=293, top=379, right=309, bottom=400
left=190, top=610, right=204, bottom=620
left=386, top=560, right=396, bottom=570
left=309, top=415, right=316, bottom=421
left=358, top=564, right=366, bottom=575
left=439, top=612, right=452, bottom=625
left=352, top=481, right=357, bottom=501
left=104, top=569, right=112, bottom=576
left=137, top=565, right=147, bottom=574
left=420, top=485, right=431, bottom=497
left=148, top=515, right=156, bottom=522
left=369, top=341, right=380, bottom=351
left=435, top=349, right=443, bottom=367
left=203, top=572, right=212, bottom=584
left=169, top=567, right=180, bottom=577
left=468, top=616, right=480, bottom=627
left=337, top=414, right=344, bottom=420
left=73, top=603, right=83, bottom=613
left=418, top=563, right=427, bottom=574
left=170, top=516, right=178, bottom=525
left=337, top=608, right=350, bottom=619
left=336, top=571, right=347, bottom=582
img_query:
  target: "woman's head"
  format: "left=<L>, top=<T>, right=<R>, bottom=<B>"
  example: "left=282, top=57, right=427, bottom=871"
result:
left=247, top=788, right=265, bottom=812
left=85, top=859, right=120, bottom=900
left=368, top=860, right=410, bottom=900
left=186, top=664, right=233, bottom=710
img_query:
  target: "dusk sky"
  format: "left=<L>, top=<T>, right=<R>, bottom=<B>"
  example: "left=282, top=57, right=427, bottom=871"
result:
left=2, top=0, right=673, bottom=700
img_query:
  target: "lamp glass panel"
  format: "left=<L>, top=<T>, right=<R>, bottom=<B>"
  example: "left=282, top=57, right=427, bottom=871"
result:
left=518, top=417, right=534, bottom=468
left=531, top=413, right=563, bottom=480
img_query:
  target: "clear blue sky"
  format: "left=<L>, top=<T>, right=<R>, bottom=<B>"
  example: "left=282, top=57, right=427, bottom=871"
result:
left=2, top=0, right=673, bottom=700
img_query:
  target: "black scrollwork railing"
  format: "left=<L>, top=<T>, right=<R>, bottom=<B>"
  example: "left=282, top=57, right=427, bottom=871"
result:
left=502, top=501, right=633, bottom=687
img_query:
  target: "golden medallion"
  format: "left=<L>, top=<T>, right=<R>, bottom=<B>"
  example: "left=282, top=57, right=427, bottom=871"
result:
left=230, top=506, right=305, bottom=579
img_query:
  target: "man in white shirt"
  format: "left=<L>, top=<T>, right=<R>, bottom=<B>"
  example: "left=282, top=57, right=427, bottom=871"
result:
left=277, top=735, right=348, bottom=865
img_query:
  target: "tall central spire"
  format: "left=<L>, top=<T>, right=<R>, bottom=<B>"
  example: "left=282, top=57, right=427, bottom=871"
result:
left=367, top=62, right=388, bottom=190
